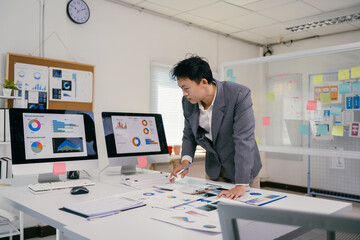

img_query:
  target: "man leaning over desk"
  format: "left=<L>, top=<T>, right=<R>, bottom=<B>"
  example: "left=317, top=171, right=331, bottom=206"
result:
left=169, top=55, right=262, bottom=200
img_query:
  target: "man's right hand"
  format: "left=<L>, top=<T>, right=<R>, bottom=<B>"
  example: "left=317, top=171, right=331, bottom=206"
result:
left=170, top=160, right=191, bottom=183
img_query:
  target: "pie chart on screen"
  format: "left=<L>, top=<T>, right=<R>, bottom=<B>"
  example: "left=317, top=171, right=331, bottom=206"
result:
left=31, top=141, right=43, bottom=153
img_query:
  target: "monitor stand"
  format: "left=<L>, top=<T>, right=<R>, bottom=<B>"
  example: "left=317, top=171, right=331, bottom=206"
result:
left=120, top=165, right=137, bottom=175
left=38, top=173, right=61, bottom=183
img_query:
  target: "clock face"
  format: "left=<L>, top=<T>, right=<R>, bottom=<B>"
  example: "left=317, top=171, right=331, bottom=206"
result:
left=67, top=0, right=90, bottom=24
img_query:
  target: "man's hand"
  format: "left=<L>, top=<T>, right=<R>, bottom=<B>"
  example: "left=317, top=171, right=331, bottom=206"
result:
left=170, top=160, right=191, bottom=183
left=217, top=185, right=246, bottom=200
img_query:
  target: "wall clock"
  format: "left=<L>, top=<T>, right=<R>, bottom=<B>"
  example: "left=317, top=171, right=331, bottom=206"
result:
left=67, top=0, right=90, bottom=24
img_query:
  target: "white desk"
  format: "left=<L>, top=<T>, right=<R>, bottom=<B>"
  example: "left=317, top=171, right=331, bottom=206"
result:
left=0, top=172, right=352, bottom=240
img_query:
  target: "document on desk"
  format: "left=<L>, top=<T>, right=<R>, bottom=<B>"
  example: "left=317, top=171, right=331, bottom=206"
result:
left=125, top=188, right=199, bottom=208
left=237, top=191, right=287, bottom=206
left=61, top=195, right=145, bottom=220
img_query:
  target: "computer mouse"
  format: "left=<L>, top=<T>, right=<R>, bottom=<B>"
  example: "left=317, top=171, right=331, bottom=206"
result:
left=70, top=186, right=89, bottom=195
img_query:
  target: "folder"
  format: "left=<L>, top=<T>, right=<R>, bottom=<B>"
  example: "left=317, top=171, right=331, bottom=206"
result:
left=60, top=195, right=145, bottom=220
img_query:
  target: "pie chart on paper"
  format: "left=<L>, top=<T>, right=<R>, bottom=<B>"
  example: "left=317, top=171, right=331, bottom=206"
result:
left=31, top=141, right=43, bottom=153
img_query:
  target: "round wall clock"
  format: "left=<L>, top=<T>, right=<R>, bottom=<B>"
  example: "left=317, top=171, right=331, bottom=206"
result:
left=67, top=0, right=90, bottom=24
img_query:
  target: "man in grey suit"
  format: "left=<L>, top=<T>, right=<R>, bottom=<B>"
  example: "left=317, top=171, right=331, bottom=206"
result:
left=170, top=56, right=262, bottom=199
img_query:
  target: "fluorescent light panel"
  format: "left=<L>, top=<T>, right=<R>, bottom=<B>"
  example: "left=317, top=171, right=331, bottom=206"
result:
left=286, top=12, right=360, bottom=32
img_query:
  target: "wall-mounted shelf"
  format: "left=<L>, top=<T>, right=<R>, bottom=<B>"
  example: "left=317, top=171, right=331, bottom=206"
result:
left=0, top=95, right=21, bottom=99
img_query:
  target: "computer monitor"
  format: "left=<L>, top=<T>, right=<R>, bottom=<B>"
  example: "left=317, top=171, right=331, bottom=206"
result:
left=9, top=108, right=98, bottom=182
left=102, top=112, right=170, bottom=174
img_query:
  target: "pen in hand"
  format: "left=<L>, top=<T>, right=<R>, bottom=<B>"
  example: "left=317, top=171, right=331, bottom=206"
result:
left=170, top=164, right=192, bottom=180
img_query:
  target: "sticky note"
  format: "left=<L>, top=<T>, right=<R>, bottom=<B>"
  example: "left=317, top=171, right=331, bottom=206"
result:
left=330, top=105, right=342, bottom=116
left=339, top=83, right=350, bottom=94
left=255, top=136, right=259, bottom=145
left=226, top=69, right=234, bottom=77
left=137, top=156, right=148, bottom=168
left=338, top=69, right=350, bottom=80
left=353, top=82, right=360, bottom=93
left=332, top=126, right=344, bottom=136
left=312, top=74, right=323, bottom=84
left=351, top=66, right=360, bottom=78
left=53, top=162, right=66, bottom=175
left=267, top=93, right=275, bottom=102
left=320, top=93, right=331, bottom=103
left=317, top=124, right=328, bottom=135
left=230, top=76, right=237, bottom=82
left=306, top=101, right=317, bottom=110
left=262, top=117, right=270, bottom=126
left=299, top=124, right=310, bottom=135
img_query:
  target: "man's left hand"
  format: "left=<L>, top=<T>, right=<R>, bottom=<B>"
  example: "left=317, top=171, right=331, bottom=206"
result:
left=217, top=185, right=246, bottom=200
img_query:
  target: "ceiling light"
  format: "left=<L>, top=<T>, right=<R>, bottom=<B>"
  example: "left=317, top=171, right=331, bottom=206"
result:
left=286, top=13, right=360, bottom=32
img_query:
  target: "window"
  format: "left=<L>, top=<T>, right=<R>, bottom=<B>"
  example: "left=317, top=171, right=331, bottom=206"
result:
left=150, top=63, right=184, bottom=145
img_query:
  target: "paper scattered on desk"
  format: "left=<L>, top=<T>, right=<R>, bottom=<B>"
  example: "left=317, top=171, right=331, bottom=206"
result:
left=236, top=191, right=286, bottom=206
left=152, top=211, right=221, bottom=233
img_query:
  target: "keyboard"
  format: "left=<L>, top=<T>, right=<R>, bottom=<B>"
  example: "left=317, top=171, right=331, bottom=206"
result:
left=28, top=179, right=95, bottom=193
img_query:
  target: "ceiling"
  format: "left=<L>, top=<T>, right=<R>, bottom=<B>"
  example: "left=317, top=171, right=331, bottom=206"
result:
left=109, top=0, right=360, bottom=47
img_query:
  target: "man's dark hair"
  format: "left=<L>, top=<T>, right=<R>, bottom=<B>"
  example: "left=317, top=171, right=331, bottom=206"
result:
left=170, top=55, right=213, bottom=84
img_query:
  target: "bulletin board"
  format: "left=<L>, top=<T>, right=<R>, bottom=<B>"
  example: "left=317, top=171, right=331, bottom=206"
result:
left=6, top=53, right=94, bottom=111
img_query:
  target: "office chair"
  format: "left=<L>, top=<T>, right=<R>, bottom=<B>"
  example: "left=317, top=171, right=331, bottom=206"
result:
left=218, top=202, right=360, bottom=240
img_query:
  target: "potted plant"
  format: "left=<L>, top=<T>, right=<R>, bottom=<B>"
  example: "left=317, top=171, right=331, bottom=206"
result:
left=1, top=78, right=19, bottom=97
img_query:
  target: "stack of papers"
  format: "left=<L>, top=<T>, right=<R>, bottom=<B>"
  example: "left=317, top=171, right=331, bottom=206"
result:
left=61, top=195, right=145, bottom=220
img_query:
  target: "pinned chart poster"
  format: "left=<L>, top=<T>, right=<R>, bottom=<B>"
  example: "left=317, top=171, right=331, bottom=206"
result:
left=14, top=62, right=49, bottom=92
left=49, top=67, right=93, bottom=102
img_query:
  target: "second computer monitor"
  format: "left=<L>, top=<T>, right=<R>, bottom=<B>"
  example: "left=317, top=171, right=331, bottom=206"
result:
left=102, top=112, right=170, bottom=173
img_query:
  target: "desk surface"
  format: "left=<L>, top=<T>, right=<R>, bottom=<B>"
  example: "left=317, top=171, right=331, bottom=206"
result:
left=0, top=170, right=352, bottom=240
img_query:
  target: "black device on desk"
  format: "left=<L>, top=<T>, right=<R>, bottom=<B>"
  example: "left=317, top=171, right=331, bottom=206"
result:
left=70, top=186, right=89, bottom=195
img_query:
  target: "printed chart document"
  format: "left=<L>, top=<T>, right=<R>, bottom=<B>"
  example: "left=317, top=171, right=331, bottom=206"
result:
left=61, top=195, right=145, bottom=220
left=237, top=191, right=287, bottom=206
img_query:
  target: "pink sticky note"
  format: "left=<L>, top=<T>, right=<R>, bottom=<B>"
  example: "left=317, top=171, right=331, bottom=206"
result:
left=137, top=156, right=148, bottom=168
left=307, top=101, right=317, bottom=110
left=262, top=117, right=270, bottom=126
left=53, top=162, right=66, bottom=175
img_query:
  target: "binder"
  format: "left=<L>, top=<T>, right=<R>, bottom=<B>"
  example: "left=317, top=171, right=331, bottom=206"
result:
left=0, top=159, right=6, bottom=179
left=1, top=157, right=12, bottom=179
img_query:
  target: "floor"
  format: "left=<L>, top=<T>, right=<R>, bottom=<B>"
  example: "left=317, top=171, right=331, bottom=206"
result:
left=29, top=161, right=360, bottom=240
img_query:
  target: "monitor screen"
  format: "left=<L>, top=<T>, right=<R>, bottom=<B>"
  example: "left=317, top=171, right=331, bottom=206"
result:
left=102, top=112, right=170, bottom=172
left=9, top=108, right=98, bottom=177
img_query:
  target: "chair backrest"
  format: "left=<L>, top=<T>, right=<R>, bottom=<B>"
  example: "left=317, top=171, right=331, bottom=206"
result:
left=218, top=202, right=360, bottom=240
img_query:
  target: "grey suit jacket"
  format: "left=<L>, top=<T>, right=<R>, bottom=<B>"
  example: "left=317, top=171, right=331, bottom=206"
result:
left=181, top=79, right=262, bottom=184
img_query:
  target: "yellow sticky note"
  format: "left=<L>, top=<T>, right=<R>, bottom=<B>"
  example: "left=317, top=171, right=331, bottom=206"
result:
left=351, top=66, right=360, bottom=78
left=267, top=93, right=275, bottom=102
left=320, top=93, right=331, bottom=103
left=312, top=74, right=323, bottom=84
left=332, top=126, right=344, bottom=136
left=255, top=137, right=259, bottom=145
left=338, top=69, right=349, bottom=80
